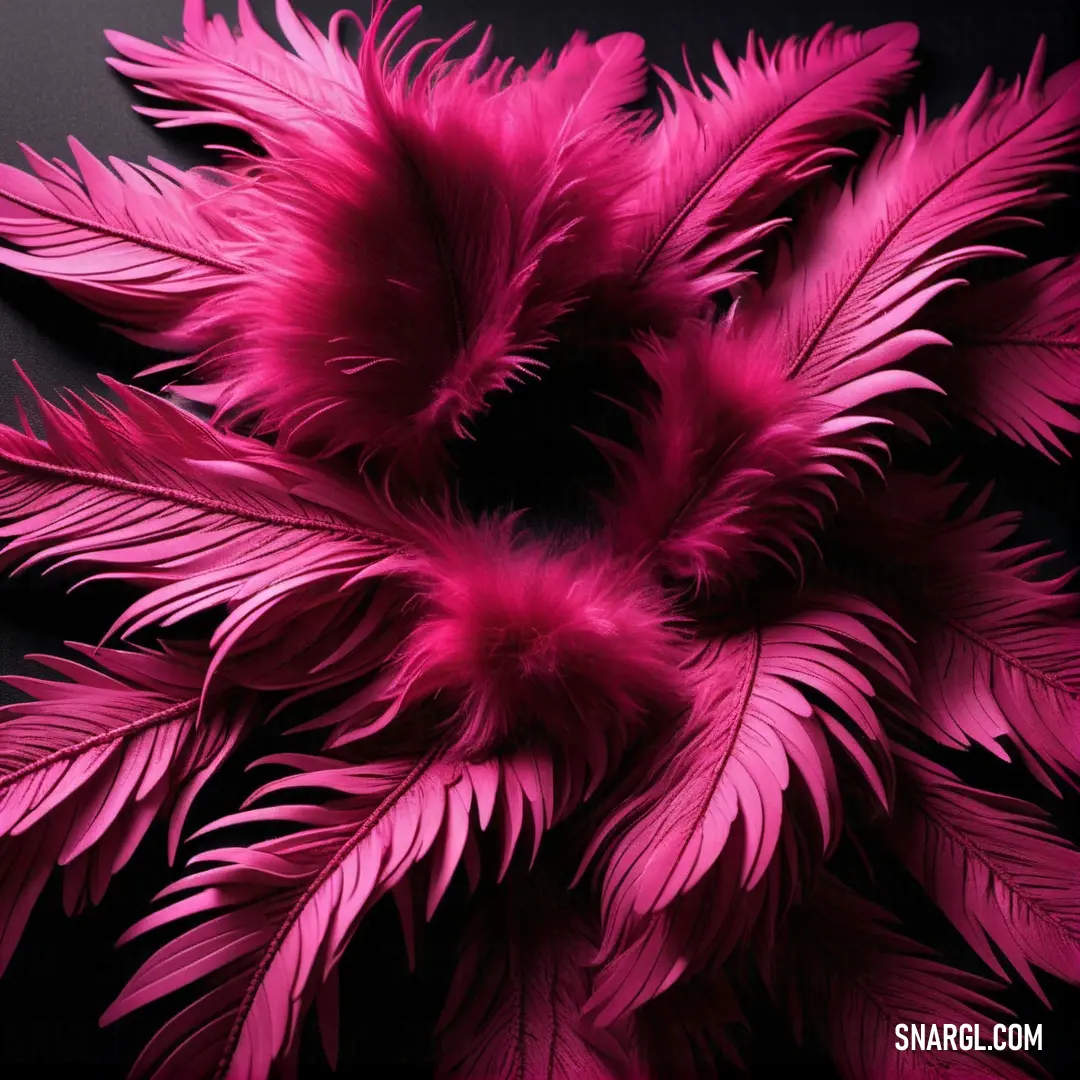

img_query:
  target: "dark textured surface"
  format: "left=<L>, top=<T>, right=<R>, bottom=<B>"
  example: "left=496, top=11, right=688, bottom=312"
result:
left=0, top=1, right=1078, bottom=1077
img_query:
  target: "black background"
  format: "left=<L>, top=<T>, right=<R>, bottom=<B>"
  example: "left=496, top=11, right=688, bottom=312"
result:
left=1, top=1, right=1079, bottom=1077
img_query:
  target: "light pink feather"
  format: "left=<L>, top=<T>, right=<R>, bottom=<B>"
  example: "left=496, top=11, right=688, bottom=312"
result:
left=0, top=142, right=251, bottom=349
left=107, top=3, right=646, bottom=160
left=105, top=0, right=372, bottom=154
left=0, top=644, right=252, bottom=976
left=505, top=30, right=647, bottom=139
left=755, top=40, right=1080, bottom=394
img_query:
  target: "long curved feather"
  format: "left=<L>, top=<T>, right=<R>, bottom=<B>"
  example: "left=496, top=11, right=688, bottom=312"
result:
left=102, top=747, right=560, bottom=1080
left=105, top=0, right=373, bottom=154
left=107, top=3, right=646, bottom=160
left=841, top=471, right=1080, bottom=791
left=888, top=748, right=1080, bottom=1004
left=436, top=866, right=626, bottom=1080
left=600, top=316, right=940, bottom=591
left=583, top=815, right=803, bottom=1029
left=578, top=593, right=903, bottom=1021
left=927, top=257, right=1080, bottom=457
left=759, top=40, right=1080, bottom=393
left=621, top=22, right=919, bottom=324
left=0, top=375, right=403, bottom=682
left=0, top=643, right=253, bottom=976
left=0, top=141, right=252, bottom=350
left=777, top=874, right=1038, bottom=1080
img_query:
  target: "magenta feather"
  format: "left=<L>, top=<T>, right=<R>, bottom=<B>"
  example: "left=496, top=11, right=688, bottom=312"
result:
left=0, top=644, right=253, bottom=976
left=0, top=141, right=250, bottom=348
left=0, top=375, right=405, bottom=685
left=102, top=748, right=561, bottom=1079
left=171, top=2, right=646, bottom=464
left=577, top=594, right=901, bottom=1021
left=622, top=966, right=748, bottom=1079
left=778, top=874, right=1040, bottom=1080
left=105, top=0, right=373, bottom=155
left=845, top=471, right=1080, bottom=791
left=1, top=3, right=1080, bottom=1077
left=346, top=516, right=683, bottom=765
left=436, top=866, right=625, bottom=1080
left=888, top=748, right=1080, bottom=1005
left=605, top=41, right=1080, bottom=592
left=928, top=257, right=1080, bottom=457
left=619, top=22, right=919, bottom=326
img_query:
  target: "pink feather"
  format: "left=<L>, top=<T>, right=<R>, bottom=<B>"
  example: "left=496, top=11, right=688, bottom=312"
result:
left=927, top=257, right=1080, bottom=457
left=505, top=30, right=647, bottom=138
left=436, top=866, right=627, bottom=1080
left=888, top=748, right=1080, bottom=1005
left=0, top=141, right=251, bottom=349
left=1, top=6, right=1079, bottom=1077
left=583, top=817, right=800, bottom=1029
left=336, top=515, right=683, bottom=769
left=778, top=874, right=1039, bottom=1080
left=606, top=42, right=1080, bottom=592
left=599, top=316, right=886, bottom=591
left=105, top=0, right=373, bottom=155
left=164, top=3, right=646, bottom=464
left=102, top=747, right=558, bottom=1080
left=0, top=644, right=253, bottom=976
left=844, top=471, right=1080, bottom=791
left=621, top=966, right=748, bottom=1079
left=0, top=374, right=406, bottom=684
left=577, top=594, right=901, bottom=1021
left=617, top=22, right=919, bottom=326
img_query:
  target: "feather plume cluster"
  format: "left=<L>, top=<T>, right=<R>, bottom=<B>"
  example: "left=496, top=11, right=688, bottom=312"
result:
left=1, top=2, right=1079, bottom=1077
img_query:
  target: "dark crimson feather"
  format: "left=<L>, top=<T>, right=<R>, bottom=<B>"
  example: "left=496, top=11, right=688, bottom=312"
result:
left=777, top=874, right=1040, bottom=1080
left=166, top=2, right=647, bottom=466
left=436, top=865, right=627, bottom=1080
